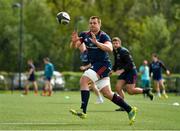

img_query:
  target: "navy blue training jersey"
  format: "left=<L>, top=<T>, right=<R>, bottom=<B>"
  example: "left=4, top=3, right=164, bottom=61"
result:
left=28, top=64, right=35, bottom=76
left=150, top=60, right=167, bottom=80
left=149, top=60, right=167, bottom=80
left=79, top=31, right=111, bottom=64
left=79, top=30, right=112, bottom=78
left=28, top=63, right=36, bottom=81
left=112, top=47, right=136, bottom=72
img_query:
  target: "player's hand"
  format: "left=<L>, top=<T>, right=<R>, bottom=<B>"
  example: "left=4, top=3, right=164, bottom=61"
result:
left=90, top=32, right=98, bottom=44
left=115, top=69, right=124, bottom=75
left=71, top=31, right=79, bottom=42
left=80, top=66, right=86, bottom=71
left=108, top=70, right=113, bottom=76
left=166, top=70, right=170, bottom=75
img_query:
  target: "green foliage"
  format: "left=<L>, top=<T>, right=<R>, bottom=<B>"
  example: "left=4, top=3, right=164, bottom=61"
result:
left=62, top=72, right=180, bottom=92
left=0, top=0, right=179, bottom=72
left=62, top=71, right=82, bottom=90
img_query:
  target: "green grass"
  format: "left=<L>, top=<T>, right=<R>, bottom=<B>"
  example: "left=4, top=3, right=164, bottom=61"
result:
left=0, top=91, right=180, bottom=130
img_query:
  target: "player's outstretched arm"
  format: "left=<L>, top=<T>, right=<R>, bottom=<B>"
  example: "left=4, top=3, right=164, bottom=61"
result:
left=90, top=32, right=113, bottom=52
left=70, top=31, right=82, bottom=48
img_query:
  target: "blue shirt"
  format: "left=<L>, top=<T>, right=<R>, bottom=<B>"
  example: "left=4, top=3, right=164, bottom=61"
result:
left=149, top=60, right=167, bottom=79
left=44, top=63, right=54, bottom=78
left=79, top=30, right=111, bottom=64
left=28, top=63, right=35, bottom=76
left=139, top=65, right=150, bottom=80
left=113, top=47, right=136, bottom=72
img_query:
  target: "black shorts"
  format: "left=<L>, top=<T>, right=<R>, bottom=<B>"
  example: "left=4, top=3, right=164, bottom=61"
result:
left=28, top=74, right=35, bottom=82
left=118, top=69, right=137, bottom=84
left=45, top=76, right=52, bottom=81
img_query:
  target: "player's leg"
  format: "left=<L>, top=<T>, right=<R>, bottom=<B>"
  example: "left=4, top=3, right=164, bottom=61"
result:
left=70, top=76, right=91, bottom=119
left=126, top=84, right=142, bottom=94
left=159, top=79, right=168, bottom=99
left=114, top=80, right=126, bottom=111
left=126, top=84, right=153, bottom=100
left=98, top=78, right=137, bottom=125
left=79, top=75, right=92, bottom=114
left=154, top=80, right=161, bottom=98
left=42, top=80, right=49, bottom=96
left=23, top=80, right=29, bottom=95
left=32, top=81, right=38, bottom=95
left=47, top=80, right=53, bottom=96
left=115, top=80, right=126, bottom=99
left=124, top=71, right=141, bottom=95
left=141, top=80, right=146, bottom=97
left=91, top=83, right=104, bottom=104
left=70, top=69, right=99, bottom=118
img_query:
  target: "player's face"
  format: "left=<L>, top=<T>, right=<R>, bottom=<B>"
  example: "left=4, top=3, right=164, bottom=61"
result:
left=152, top=56, right=158, bottom=62
left=144, top=60, right=148, bottom=65
left=27, top=60, right=31, bottom=65
left=43, top=59, right=47, bottom=64
left=112, top=40, right=121, bottom=49
left=89, top=18, right=101, bottom=33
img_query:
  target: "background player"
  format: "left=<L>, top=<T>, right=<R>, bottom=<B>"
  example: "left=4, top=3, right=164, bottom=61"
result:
left=111, top=37, right=153, bottom=111
left=42, top=57, right=54, bottom=96
left=23, top=59, right=38, bottom=95
left=149, top=53, right=170, bottom=99
left=139, top=60, right=151, bottom=97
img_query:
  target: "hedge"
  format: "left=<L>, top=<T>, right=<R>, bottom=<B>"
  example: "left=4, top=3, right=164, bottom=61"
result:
left=0, top=71, right=180, bottom=93
left=62, top=71, right=180, bottom=92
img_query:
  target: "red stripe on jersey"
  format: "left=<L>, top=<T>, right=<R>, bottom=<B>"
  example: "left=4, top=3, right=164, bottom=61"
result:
left=80, top=38, right=83, bottom=43
left=97, top=66, right=107, bottom=76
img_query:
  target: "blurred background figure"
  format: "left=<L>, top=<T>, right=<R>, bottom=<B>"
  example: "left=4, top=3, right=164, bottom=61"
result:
left=42, top=57, right=54, bottom=96
left=139, top=60, right=150, bottom=97
left=112, top=37, right=153, bottom=111
left=139, top=60, right=150, bottom=96
left=149, top=53, right=170, bottom=99
left=23, top=59, right=38, bottom=95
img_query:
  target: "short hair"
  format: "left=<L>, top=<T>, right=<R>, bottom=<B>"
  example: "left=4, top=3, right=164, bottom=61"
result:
left=90, top=16, right=101, bottom=24
left=112, top=37, right=121, bottom=43
left=44, top=57, right=50, bottom=62
left=28, top=59, right=33, bottom=62
left=152, top=53, right=158, bottom=58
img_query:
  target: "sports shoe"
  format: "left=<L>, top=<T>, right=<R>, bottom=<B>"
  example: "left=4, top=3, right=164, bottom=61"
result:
left=162, top=93, right=168, bottom=99
left=157, top=93, right=162, bottom=99
left=22, top=92, right=28, bottom=95
left=70, top=109, right=87, bottom=119
left=41, top=91, right=47, bottom=96
left=34, top=93, right=38, bottom=96
left=95, top=98, right=104, bottom=104
left=128, top=107, right=137, bottom=125
left=115, top=107, right=125, bottom=111
left=146, top=89, right=154, bottom=100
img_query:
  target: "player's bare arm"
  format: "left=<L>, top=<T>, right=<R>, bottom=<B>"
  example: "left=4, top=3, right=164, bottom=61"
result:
left=71, top=31, right=81, bottom=48
left=90, top=32, right=113, bottom=52
left=115, top=69, right=125, bottom=75
left=80, top=63, right=92, bottom=71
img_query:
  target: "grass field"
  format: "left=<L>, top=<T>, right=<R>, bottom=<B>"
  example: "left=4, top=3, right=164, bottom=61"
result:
left=0, top=91, right=180, bottom=130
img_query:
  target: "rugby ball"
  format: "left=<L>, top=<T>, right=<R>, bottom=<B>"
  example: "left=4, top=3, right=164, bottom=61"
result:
left=56, top=11, right=70, bottom=24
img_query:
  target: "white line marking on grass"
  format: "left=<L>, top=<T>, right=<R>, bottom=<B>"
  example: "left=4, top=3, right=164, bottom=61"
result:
left=0, top=122, right=74, bottom=125
left=129, top=100, right=180, bottom=106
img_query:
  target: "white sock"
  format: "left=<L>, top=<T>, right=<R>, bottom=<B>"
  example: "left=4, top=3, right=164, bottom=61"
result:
left=162, top=90, right=166, bottom=94
left=157, top=92, right=161, bottom=97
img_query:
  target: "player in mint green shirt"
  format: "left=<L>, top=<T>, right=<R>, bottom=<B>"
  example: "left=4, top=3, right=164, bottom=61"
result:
left=42, top=57, right=54, bottom=96
left=139, top=60, right=150, bottom=89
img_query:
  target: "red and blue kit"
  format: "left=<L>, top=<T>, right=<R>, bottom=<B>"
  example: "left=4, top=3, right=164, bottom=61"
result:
left=79, top=31, right=112, bottom=78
